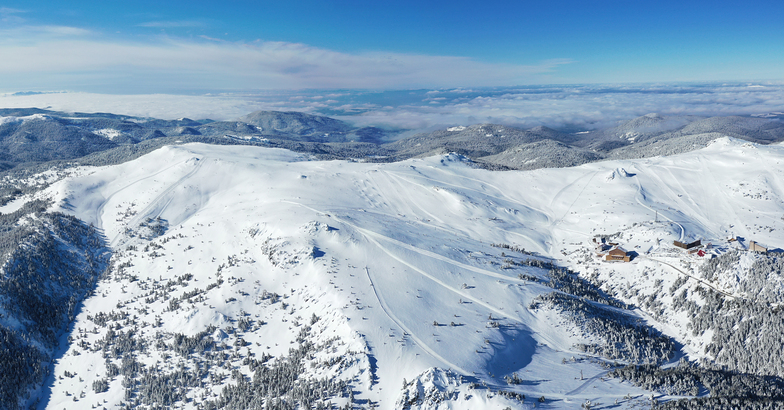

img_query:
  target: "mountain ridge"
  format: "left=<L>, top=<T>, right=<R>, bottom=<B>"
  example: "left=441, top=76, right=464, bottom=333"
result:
left=1, top=136, right=783, bottom=408
left=3, top=109, right=784, bottom=173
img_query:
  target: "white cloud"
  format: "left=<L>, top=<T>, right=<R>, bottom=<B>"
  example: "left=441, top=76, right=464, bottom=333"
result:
left=138, top=20, right=206, bottom=28
left=0, top=7, right=25, bottom=24
left=0, top=92, right=263, bottom=120
left=334, top=83, right=784, bottom=130
left=0, top=29, right=573, bottom=92
left=37, top=25, right=93, bottom=36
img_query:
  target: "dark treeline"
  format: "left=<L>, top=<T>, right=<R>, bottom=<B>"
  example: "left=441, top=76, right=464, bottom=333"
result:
left=0, top=210, right=110, bottom=409
left=530, top=292, right=674, bottom=364
left=610, top=363, right=784, bottom=409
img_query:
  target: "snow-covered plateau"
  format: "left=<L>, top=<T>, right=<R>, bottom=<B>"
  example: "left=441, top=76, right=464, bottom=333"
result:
left=6, top=136, right=784, bottom=409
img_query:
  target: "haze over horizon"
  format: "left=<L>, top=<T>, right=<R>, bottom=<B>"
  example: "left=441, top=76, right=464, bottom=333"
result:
left=3, top=83, right=784, bottom=133
left=1, top=0, right=783, bottom=95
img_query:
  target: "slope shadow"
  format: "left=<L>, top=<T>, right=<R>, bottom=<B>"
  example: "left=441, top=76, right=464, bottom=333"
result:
left=628, top=250, right=639, bottom=261
left=311, top=246, right=326, bottom=258
left=32, top=227, right=112, bottom=409
left=484, top=324, right=537, bottom=377
left=35, top=301, right=93, bottom=409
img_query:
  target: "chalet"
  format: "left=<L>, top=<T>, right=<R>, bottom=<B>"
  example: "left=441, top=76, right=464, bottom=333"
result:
left=749, top=240, right=768, bottom=253
left=605, top=247, right=631, bottom=262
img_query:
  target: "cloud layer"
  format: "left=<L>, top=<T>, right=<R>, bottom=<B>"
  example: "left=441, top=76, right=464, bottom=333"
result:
left=3, top=83, right=783, bottom=133
left=0, top=25, right=571, bottom=93
left=339, top=83, right=784, bottom=130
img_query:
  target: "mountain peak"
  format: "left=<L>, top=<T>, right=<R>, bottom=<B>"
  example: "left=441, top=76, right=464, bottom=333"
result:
left=237, top=110, right=352, bottom=136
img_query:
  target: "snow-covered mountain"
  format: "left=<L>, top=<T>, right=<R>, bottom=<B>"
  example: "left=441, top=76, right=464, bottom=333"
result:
left=2, top=135, right=784, bottom=409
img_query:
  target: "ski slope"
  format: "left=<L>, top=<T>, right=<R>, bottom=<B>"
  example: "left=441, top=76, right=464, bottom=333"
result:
left=35, top=136, right=784, bottom=409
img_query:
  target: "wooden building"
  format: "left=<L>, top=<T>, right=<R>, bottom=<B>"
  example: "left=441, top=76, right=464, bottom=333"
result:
left=605, top=247, right=631, bottom=262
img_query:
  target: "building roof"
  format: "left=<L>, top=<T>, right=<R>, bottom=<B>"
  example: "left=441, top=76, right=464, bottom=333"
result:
left=608, top=247, right=627, bottom=256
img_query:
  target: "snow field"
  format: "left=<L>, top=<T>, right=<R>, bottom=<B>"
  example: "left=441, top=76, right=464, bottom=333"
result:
left=35, top=136, right=784, bottom=409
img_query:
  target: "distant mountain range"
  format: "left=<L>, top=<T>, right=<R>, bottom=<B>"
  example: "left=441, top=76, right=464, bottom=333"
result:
left=1, top=108, right=783, bottom=174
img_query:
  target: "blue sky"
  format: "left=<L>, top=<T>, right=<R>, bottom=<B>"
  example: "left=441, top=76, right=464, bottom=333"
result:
left=1, top=1, right=783, bottom=93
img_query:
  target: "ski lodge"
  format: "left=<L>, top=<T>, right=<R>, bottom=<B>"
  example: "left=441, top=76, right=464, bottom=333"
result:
left=673, top=239, right=701, bottom=249
left=605, top=247, right=631, bottom=262
left=749, top=240, right=768, bottom=253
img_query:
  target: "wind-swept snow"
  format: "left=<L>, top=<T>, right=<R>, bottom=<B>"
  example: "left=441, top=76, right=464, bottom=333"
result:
left=33, top=136, right=784, bottom=409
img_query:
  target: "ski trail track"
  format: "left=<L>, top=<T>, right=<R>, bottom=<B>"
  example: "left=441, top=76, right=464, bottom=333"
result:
left=364, top=170, right=418, bottom=219
left=354, top=225, right=551, bottom=355
left=363, top=266, right=471, bottom=375
left=549, top=170, right=600, bottom=231
left=565, top=370, right=610, bottom=396
left=353, top=177, right=384, bottom=213
left=741, top=148, right=784, bottom=229
left=111, top=157, right=204, bottom=247
left=694, top=156, right=748, bottom=238
left=422, top=164, right=552, bottom=221
left=358, top=206, right=484, bottom=247
left=383, top=170, right=551, bottom=253
left=547, top=170, right=596, bottom=211
left=643, top=256, right=736, bottom=300
left=658, top=164, right=714, bottom=226
left=381, top=171, right=446, bottom=224
left=385, top=169, right=551, bottom=225
left=358, top=216, right=628, bottom=401
left=287, top=200, right=533, bottom=285
left=287, top=201, right=575, bottom=358
left=94, top=157, right=198, bottom=233
left=639, top=160, right=731, bottom=240
left=638, top=163, right=713, bottom=239
left=361, top=221, right=530, bottom=283
left=632, top=169, right=685, bottom=242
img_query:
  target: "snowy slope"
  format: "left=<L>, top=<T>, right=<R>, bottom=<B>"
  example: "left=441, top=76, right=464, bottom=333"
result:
left=31, top=137, right=784, bottom=409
